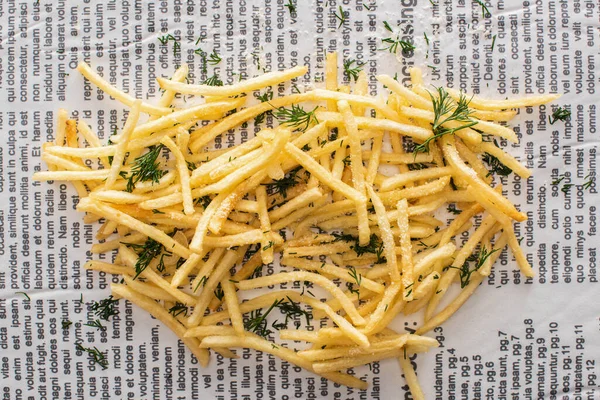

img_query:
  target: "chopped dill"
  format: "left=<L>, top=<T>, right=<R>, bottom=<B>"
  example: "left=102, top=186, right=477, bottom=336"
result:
left=583, top=174, right=595, bottom=190
left=90, top=295, right=119, bottom=321
left=275, top=104, right=319, bottom=132
left=75, top=342, right=109, bottom=370
left=549, top=107, right=571, bottom=125
left=284, top=0, right=295, bottom=14
left=343, top=59, right=364, bottom=82
left=334, top=6, right=347, bottom=29
left=214, top=284, right=225, bottom=301
left=203, top=74, right=224, bottom=86
left=125, top=238, right=165, bottom=279
left=125, top=145, right=166, bottom=192
left=264, top=166, right=305, bottom=199
left=475, top=0, right=492, bottom=18
left=168, top=302, right=189, bottom=317
left=84, top=319, right=106, bottom=331
left=483, top=152, right=513, bottom=177
left=446, top=246, right=499, bottom=288
left=413, top=88, right=477, bottom=155
left=206, top=50, right=222, bottom=65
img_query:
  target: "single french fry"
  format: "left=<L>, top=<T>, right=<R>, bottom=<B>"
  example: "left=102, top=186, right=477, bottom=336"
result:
left=105, top=100, right=142, bottom=188
left=221, top=279, right=245, bottom=336
left=398, top=356, right=425, bottom=400
left=157, top=66, right=307, bottom=97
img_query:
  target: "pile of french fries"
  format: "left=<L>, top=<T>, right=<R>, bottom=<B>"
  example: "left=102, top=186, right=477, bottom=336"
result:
left=34, top=53, right=558, bottom=398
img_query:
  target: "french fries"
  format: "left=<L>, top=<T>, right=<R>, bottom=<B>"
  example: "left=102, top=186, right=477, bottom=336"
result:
left=34, top=55, right=554, bottom=398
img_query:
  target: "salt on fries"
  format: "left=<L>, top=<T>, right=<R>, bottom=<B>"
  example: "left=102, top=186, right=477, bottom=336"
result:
left=34, top=54, right=557, bottom=397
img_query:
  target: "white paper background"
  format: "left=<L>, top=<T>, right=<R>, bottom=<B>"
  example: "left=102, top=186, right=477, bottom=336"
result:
left=0, top=0, right=599, bottom=399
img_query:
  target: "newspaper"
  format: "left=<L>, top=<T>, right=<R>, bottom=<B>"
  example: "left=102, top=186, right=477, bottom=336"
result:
left=0, top=0, right=599, bottom=399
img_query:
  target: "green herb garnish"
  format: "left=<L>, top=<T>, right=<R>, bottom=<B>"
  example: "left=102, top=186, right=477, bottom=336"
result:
left=75, top=342, right=109, bottom=370
left=168, top=302, right=189, bottom=317
left=275, top=104, right=319, bottom=132
left=343, top=59, right=364, bottom=82
left=203, top=74, right=224, bottom=86
left=84, top=319, right=106, bottom=331
left=158, top=34, right=180, bottom=55
left=475, top=0, right=491, bottom=18
left=446, top=246, right=499, bottom=288
left=334, top=6, right=347, bottom=29
left=207, top=50, right=222, bottom=65
left=16, top=292, right=30, bottom=300
left=583, top=174, right=595, bottom=190
left=549, top=107, right=571, bottom=125
left=284, top=0, right=295, bottom=14
left=264, top=166, right=305, bottom=199
left=125, top=145, right=166, bottom=192
left=90, top=295, right=120, bottom=321
left=214, top=284, right=225, bottom=301
left=244, top=299, right=283, bottom=338
left=126, top=238, right=165, bottom=279
left=413, top=88, right=477, bottom=155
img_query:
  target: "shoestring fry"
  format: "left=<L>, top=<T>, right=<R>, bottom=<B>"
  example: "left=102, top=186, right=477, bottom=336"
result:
left=34, top=55, right=559, bottom=398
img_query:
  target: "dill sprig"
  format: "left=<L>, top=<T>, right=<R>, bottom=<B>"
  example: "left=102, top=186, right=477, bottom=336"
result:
left=342, top=155, right=351, bottom=167
left=90, top=295, right=119, bottom=321
left=549, top=107, right=571, bottom=125
left=62, top=320, right=72, bottom=329
left=583, top=174, right=595, bottom=190
left=284, top=0, right=295, bottom=14
left=75, top=342, right=109, bottom=370
left=275, top=104, right=319, bottom=132
left=491, top=34, right=497, bottom=51
left=334, top=6, right=347, bottom=29
left=353, top=234, right=385, bottom=263
left=381, top=37, right=415, bottom=54
left=264, top=166, right=305, bottom=199
left=263, top=241, right=274, bottom=251
left=273, top=296, right=312, bottom=329
left=84, top=319, right=106, bottom=331
left=125, top=145, right=166, bottom=192
left=348, top=266, right=362, bottom=287
left=447, top=204, right=462, bottom=215
left=424, top=32, right=430, bottom=45
left=125, top=238, right=165, bottom=279
left=333, top=233, right=385, bottom=263
left=552, top=175, right=566, bottom=186
left=206, top=50, right=222, bottom=65
left=483, top=152, right=513, bottom=177
left=16, top=292, right=30, bottom=300
left=168, top=302, right=189, bottom=317
left=381, top=23, right=415, bottom=54
left=196, top=195, right=212, bottom=209
left=244, top=299, right=283, bottom=338
left=413, top=88, right=477, bottom=155
left=447, top=246, right=499, bottom=288
left=254, top=90, right=274, bottom=125
left=343, top=59, right=364, bottom=82
left=475, top=0, right=492, bottom=18
left=214, top=284, right=225, bottom=301
left=561, top=184, right=573, bottom=194
left=408, top=163, right=429, bottom=171
left=203, top=74, right=224, bottom=86
left=158, top=34, right=180, bottom=56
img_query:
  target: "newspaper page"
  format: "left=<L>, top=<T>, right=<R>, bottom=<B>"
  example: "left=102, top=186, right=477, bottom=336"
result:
left=0, top=0, right=599, bottom=399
